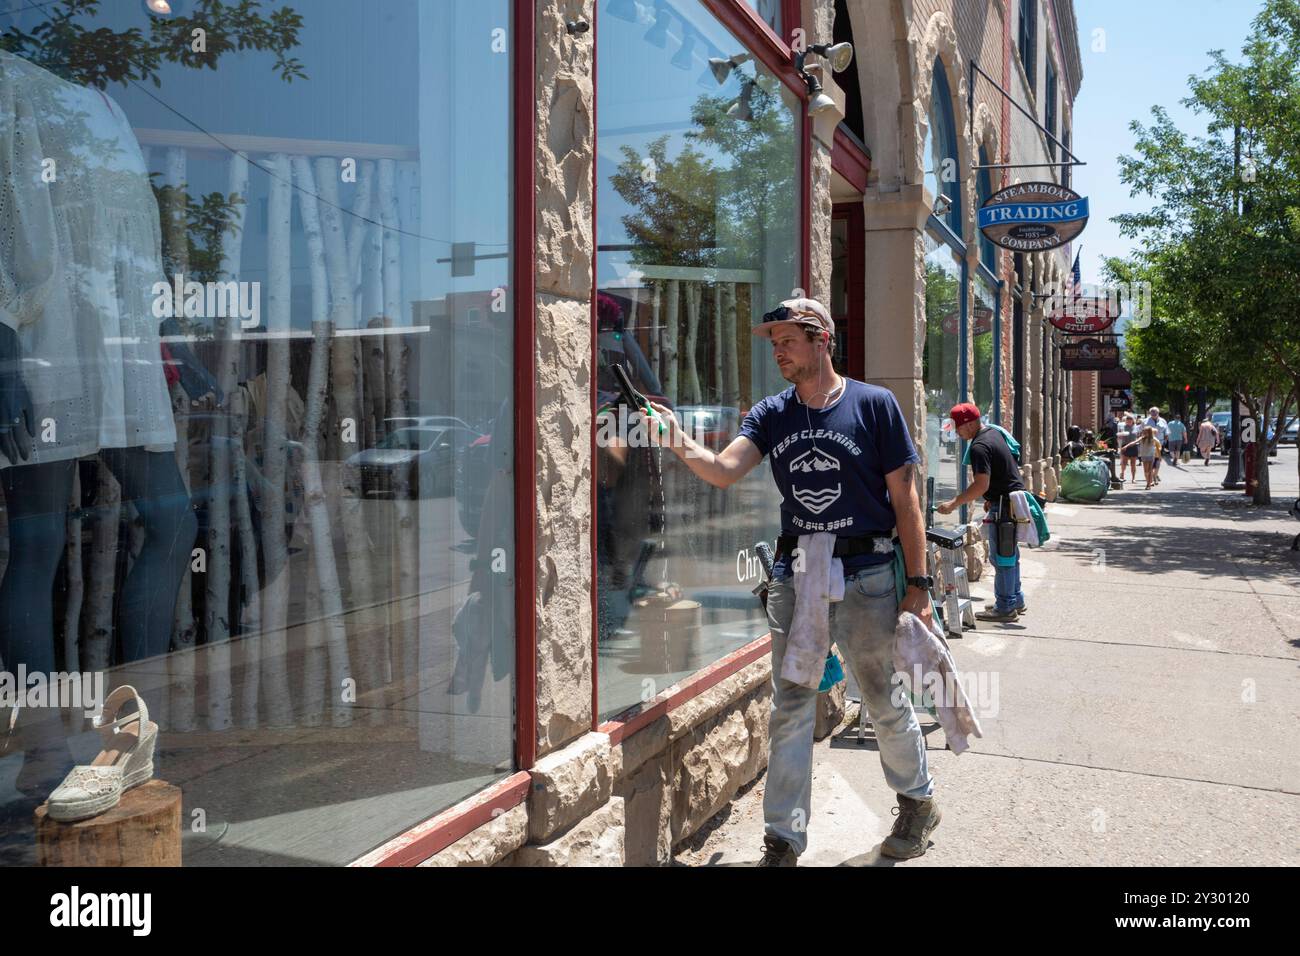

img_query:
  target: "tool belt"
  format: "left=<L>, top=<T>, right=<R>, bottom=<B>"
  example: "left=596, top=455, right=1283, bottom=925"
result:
left=774, top=532, right=895, bottom=563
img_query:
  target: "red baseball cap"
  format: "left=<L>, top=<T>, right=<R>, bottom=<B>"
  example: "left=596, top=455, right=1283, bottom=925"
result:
left=949, top=402, right=981, bottom=427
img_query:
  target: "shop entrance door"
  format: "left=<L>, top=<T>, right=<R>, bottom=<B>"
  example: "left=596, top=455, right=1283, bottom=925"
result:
left=830, top=202, right=865, bottom=379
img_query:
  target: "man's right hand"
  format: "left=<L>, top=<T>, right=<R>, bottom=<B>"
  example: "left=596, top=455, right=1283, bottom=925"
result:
left=646, top=401, right=682, bottom=451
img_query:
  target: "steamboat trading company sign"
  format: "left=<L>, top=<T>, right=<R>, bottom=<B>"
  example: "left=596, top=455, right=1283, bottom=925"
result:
left=978, top=182, right=1089, bottom=252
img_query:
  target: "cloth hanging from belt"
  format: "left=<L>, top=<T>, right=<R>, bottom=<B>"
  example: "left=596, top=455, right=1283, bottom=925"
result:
left=783, top=532, right=844, bottom=689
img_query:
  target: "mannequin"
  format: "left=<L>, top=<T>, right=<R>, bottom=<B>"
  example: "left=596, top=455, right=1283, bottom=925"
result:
left=0, top=50, right=211, bottom=678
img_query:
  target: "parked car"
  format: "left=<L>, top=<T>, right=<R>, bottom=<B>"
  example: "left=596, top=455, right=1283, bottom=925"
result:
left=1280, top=417, right=1298, bottom=446
left=345, top=425, right=479, bottom=498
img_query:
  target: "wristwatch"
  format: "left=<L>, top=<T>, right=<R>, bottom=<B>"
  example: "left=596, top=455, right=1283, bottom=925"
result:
left=905, top=575, right=934, bottom=591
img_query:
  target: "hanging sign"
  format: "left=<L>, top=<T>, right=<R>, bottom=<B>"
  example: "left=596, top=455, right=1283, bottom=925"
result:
left=941, top=305, right=994, bottom=336
left=1048, top=296, right=1117, bottom=334
left=1061, top=337, right=1120, bottom=371
left=978, top=182, right=1089, bottom=252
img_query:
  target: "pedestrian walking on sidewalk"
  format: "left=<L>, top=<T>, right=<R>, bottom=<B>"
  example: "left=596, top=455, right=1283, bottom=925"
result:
left=1166, top=415, right=1187, bottom=465
left=1122, top=425, right=1163, bottom=489
left=1143, top=407, right=1170, bottom=482
left=937, top=404, right=1025, bottom=623
left=1196, top=418, right=1219, bottom=465
left=648, top=298, right=941, bottom=867
left=1119, top=413, right=1140, bottom=482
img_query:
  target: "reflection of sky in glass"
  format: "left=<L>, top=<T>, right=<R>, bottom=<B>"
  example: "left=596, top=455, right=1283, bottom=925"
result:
left=597, top=0, right=796, bottom=288
left=28, top=0, right=511, bottom=313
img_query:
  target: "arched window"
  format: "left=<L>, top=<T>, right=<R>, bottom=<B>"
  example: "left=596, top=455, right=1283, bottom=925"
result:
left=923, top=57, right=961, bottom=234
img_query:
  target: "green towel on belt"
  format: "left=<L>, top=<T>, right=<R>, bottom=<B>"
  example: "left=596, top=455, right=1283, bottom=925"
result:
left=962, top=423, right=1021, bottom=466
left=1023, top=490, right=1050, bottom=546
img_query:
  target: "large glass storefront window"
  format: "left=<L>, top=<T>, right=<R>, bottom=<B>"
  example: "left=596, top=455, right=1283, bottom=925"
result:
left=0, top=0, right=513, bottom=865
left=974, top=277, right=997, bottom=420
left=923, top=235, right=962, bottom=523
left=595, top=0, right=799, bottom=720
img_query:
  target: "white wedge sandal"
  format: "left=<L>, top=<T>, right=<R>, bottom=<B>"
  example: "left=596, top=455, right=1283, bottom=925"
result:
left=47, top=685, right=157, bottom=823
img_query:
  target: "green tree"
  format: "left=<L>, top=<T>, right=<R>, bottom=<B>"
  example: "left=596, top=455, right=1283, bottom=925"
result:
left=1113, top=0, right=1300, bottom=503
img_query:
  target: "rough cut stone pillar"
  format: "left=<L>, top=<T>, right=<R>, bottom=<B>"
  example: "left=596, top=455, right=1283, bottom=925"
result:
left=1026, top=296, right=1044, bottom=492
left=533, top=0, right=595, bottom=756
left=862, top=186, right=930, bottom=484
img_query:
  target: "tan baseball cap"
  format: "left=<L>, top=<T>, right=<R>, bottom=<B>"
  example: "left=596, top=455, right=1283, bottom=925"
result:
left=752, top=297, right=836, bottom=339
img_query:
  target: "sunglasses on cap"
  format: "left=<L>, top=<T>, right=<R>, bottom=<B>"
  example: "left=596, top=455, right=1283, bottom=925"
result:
left=761, top=305, right=822, bottom=326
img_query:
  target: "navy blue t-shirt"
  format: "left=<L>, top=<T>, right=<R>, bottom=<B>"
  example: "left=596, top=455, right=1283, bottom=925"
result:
left=740, top=378, right=920, bottom=572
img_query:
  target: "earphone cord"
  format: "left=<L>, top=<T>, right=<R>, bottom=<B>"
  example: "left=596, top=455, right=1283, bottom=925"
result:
left=804, top=334, right=842, bottom=455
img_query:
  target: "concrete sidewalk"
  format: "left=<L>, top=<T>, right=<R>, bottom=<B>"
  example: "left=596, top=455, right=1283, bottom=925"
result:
left=676, top=448, right=1300, bottom=866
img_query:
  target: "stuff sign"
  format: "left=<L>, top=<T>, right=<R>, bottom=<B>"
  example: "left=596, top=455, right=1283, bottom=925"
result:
left=1048, top=296, right=1117, bottom=334
left=978, top=182, right=1089, bottom=252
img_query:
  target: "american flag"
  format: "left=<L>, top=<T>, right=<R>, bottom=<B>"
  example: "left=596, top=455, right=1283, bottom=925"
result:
left=1067, top=248, right=1082, bottom=299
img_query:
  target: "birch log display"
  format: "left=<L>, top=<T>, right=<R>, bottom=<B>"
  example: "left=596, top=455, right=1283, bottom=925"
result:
left=717, top=283, right=728, bottom=403
left=378, top=157, right=408, bottom=716
left=231, top=386, right=262, bottom=728
left=662, top=279, right=679, bottom=404
left=204, top=150, right=249, bottom=733
left=257, top=153, right=295, bottom=728
left=292, top=155, right=354, bottom=728
left=722, top=282, right=739, bottom=408
left=81, top=465, right=119, bottom=673
left=649, top=280, right=661, bottom=380
left=162, top=149, right=197, bottom=733
left=61, top=472, right=82, bottom=674
left=345, top=165, right=375, bottom=447
left=681, top=282, right=702, bottom=406
left=167, top=382, right=197, bottom=733
left=316, top=159, right=377, bottom=618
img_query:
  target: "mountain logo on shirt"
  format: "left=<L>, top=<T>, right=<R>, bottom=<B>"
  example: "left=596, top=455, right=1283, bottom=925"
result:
left=789, top=447, right=842, bottom=514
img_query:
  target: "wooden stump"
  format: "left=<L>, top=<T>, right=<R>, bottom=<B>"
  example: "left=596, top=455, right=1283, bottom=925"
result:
left=36, top=780, right=182, bottom=867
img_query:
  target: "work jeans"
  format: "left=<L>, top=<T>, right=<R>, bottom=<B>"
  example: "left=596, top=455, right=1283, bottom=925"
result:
left=987, top=502, right=1025, bottom=613
left=763, top=563, right=933, bottom=856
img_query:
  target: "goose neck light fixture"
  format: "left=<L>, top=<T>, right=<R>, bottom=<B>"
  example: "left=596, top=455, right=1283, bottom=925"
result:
left=795, top=41, right=854, bottom=117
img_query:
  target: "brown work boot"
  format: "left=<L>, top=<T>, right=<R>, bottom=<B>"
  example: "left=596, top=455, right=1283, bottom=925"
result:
left=880, top=794, right=941, bottom=860
left=756, top=834, right=797, bottom=867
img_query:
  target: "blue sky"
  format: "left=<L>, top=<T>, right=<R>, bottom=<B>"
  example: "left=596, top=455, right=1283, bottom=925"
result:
left=1071, top=0, right=1258, bottom=284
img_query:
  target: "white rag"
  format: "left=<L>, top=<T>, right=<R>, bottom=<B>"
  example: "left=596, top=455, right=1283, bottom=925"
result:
left=892, top=611, right=983, bottom=754
left=782, top=532, right=844, bottom=689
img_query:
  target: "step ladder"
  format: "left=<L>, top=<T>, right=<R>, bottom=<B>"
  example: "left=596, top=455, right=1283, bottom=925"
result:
left=926, top=524, right=976, bottom=640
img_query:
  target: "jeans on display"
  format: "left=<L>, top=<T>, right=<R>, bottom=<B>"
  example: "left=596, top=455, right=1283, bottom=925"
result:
left=987, top=501, right=1024, bottom=613
left=762, top=562, right=933, bottom=856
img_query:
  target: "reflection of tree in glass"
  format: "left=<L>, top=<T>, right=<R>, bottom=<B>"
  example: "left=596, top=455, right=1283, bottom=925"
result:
left=152, top=181, right=244, bottom=284
left=609, top=81, right=795, bottom=270
left=3, top=0, right=302, bottom=300
left=0, top=0, right=305, bottom=89
left=609, top=136, right=718, bottom=267
left=689, top=85, right=795, bottom=272
left=923, top=260, right=959, bottom=383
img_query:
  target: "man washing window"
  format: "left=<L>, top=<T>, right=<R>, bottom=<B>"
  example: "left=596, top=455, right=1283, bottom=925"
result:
left=648, top=298, right=942, bottom=867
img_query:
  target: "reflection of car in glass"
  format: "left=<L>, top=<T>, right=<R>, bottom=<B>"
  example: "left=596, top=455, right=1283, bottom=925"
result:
left=345, top=426, right=478, bottom=498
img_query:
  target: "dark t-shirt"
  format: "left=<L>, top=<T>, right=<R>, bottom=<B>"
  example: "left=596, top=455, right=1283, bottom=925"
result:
left=739, top=378, right=919, bottom=570
left=968, top=426, right=1024, bottom=500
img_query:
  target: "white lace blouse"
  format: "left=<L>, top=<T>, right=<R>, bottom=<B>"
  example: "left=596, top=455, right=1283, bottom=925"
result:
left=0, top=51, right=176, bottom=468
